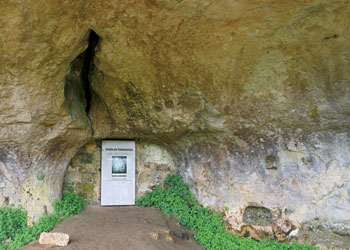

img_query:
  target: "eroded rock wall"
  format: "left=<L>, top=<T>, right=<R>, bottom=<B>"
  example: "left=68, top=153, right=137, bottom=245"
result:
left=0, top=0, right=349, bottom=242
left=171, top=131, right=350, bottom=238
left=63, top=142, right=101, bottom=205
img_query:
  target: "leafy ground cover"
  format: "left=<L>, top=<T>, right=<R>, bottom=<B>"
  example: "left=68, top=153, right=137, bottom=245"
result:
left=136, top=174, right=318, bottom=250
left=0, top=193, right=85, bottom=249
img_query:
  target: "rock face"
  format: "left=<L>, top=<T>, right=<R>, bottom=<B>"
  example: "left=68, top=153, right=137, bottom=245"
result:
left=63, top=142, right=101, bottom=205
left=0, top=0, right=349, bottom=246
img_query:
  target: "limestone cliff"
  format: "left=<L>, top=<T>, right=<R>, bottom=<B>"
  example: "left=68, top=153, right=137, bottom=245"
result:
left=0, top=0, right=349, bottom=246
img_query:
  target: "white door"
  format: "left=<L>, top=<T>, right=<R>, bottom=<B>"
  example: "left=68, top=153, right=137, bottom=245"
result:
left=101, top=140, right=135, bottom=206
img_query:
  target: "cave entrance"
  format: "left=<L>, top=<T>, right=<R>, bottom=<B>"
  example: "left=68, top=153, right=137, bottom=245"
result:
left=63, top=140, right=177, bottom=206
left=100, top=140, right=136, bottom=206
left=63, top=142, right=101, bottom=205
left=63, top=140, right=136, bottom=206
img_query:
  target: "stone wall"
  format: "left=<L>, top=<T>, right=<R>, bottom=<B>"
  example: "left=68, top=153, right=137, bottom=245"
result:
left=63, top=142, right=101, bottom=205
left=136, top=142, right=176, bottom=197
left=63, top=141, right=176, bottom=204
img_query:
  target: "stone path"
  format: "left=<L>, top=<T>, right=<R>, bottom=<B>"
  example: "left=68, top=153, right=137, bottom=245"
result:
left=20, top=206, right=204, bottom=250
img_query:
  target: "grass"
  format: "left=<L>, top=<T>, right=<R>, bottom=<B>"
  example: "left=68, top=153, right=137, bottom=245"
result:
left=136, top=174, right=318, bottom=250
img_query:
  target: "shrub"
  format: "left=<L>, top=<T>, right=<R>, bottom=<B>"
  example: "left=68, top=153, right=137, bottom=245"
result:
left=0, top=193, right=85, bottom=250
left=6, top=214, right=62, bottom=249
left=136, top=174, right=318, bottom=250
left=53, top=193, right=86, bottom=217
left=0, top=206, right=27, bottom=245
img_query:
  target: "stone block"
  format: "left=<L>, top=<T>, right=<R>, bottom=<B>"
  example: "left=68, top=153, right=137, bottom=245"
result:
left=39, top=232, right=69, bottom=247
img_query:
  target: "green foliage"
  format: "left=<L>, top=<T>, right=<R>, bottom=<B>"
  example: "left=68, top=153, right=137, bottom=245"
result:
left=136, top=174, right=318, bottom=250
left=53, top=193, right=86, bottom=217
left=0, top=193, right=85, bottom=250
left=0, top=206, right=27, bottom=245
left=6, top=214, right=62, bottom=249
left=39, top=174, right=45, bottom=181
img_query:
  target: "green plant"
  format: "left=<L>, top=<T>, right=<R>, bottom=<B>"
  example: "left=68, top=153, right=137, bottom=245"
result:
left=4, top=214, right=62, bottom=249
left=0, top=206, right=27, bottom=246
left=0, top=193, right=85, bottom=250
left=136, top=174, right=318, bottom=250
left=53, top=193, right=86, bottom=217
left=39, top=174, right=45, bottom=181
left=257, top=219, right=264, bottom=226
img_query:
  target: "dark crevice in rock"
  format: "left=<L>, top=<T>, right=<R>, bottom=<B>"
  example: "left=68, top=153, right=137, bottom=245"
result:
left=81, top=30, right=100, bottom=116
left=81, top=30, right=100, bottom=137
left=64, top=30, right=100, bottom=137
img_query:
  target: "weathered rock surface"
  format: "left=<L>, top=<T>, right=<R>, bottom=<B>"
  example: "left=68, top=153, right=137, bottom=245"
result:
left=0, top=0, right=349, bottom=247
left=39, top=232, right=69, bottom=247
left=63, top=142, right=101, bottom=205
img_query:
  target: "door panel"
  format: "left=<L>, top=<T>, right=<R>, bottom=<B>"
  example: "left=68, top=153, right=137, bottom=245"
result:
left=101, top=140, right=135, bottom=206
